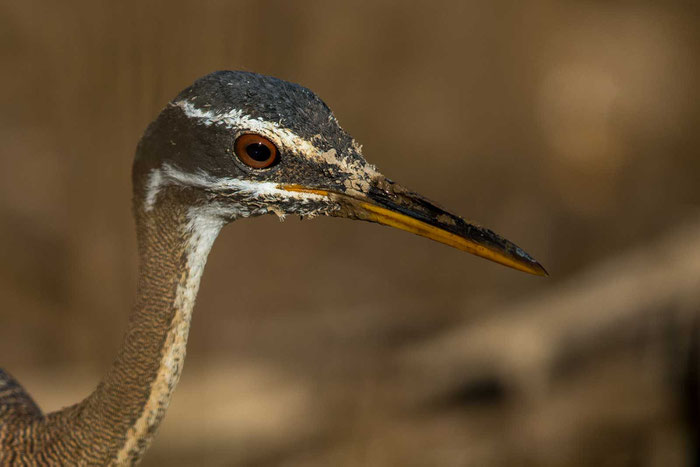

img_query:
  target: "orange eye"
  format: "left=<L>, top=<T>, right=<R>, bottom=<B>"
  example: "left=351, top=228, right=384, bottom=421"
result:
left=234, top=134, right=278, bottom=169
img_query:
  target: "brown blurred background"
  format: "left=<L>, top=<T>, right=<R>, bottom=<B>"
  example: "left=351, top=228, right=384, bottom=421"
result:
left=1, top=1, right=700, bottom=465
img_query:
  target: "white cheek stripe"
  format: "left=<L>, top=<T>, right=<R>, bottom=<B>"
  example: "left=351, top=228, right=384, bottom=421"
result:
left=144, top=163, right=327, bottom=212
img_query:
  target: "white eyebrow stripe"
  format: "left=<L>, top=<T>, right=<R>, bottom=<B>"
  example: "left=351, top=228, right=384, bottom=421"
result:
left=172, top=100, right=378, bottom=179
left=174, top=99, right=320, bottom=160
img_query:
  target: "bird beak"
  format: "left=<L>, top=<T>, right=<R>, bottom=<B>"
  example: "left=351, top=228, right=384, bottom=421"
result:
left=281, top=179, right=547, bottom=276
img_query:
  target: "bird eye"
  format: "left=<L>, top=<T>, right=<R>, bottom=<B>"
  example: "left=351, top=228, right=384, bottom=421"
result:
left=234, top=134, right=278, bottom=169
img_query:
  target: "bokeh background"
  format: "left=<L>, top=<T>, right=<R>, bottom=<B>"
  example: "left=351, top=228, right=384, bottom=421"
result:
left=2, top=1, right=700, bottom=465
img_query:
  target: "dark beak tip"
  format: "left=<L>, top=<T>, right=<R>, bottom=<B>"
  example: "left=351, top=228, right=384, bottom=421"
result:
left=531, top=261, right=549, bottom=277
left=510, top=245, right=548, bottom=277
left=326, top=181, right=550, bottom=277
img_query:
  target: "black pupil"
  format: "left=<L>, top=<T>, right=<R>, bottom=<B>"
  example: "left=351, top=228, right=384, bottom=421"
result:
left=246, top=143, right=271, bottom=162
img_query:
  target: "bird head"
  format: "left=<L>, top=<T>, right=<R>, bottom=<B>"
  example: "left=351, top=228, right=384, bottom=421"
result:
left=134, top=71, right=546, bottom=276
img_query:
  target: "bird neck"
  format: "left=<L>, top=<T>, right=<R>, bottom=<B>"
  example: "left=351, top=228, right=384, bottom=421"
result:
left=48, top=190, right=223, bottom=464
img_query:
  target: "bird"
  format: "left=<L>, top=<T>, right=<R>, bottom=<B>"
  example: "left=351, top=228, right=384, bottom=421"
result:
left=0, top=70, right=546, bottom=465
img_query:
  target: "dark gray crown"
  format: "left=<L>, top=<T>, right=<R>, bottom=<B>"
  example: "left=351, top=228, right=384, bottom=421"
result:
left=176, top=71, right=356, bottom=156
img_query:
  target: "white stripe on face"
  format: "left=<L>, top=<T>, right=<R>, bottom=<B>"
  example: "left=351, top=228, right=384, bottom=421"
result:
left=173, top=100, right=378, bottom=179
left=144, top=163, right=328, bottom=213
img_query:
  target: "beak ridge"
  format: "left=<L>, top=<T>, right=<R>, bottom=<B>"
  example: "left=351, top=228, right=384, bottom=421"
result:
left=281, top=180, right=547, bottom=276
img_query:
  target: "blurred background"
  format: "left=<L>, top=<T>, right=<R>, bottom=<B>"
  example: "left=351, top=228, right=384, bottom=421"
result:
left=1, top=1, right=699, bottom=465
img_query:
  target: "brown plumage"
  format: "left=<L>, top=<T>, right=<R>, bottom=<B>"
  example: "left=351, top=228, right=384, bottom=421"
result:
left=0, top=71, right=545, bottom=465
